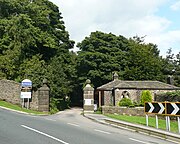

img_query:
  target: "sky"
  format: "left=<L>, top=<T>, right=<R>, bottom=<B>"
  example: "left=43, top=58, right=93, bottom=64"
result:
left=49, top=0, right=180, bottom=57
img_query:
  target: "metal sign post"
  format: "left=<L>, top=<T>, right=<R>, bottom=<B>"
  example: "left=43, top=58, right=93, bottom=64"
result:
left=146, top=114, right=148, bottom=126
left=27, top=98, right=29, bottom=109
left=166, top=116, right=171, bottom=131
left=155, top=115, right=158, bottom=129
left=22, top=98, right=24, bottom=108
left=178, top=117, right=180, bottom=134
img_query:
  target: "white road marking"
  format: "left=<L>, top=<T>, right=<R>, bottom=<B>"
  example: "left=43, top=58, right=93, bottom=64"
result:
left=67, top=123, right=79, bottom=127
left=94, top=129, right=111, bottom=135
left=129, top=138, right=150, bottom=144
left=45, top=118, right=56, bottom=121
left=21, top=125, right=69, bottom=144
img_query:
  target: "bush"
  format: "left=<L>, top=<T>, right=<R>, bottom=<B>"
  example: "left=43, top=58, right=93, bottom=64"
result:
left=50, top=98, right=70, bottom=114
left=155, top=91, right=180, bottom=102
left=140, top=90, right=152, bottom=106
left=118, top=98, right=133, bottom=107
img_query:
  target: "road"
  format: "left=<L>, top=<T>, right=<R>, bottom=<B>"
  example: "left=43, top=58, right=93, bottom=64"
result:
left=0, top=108, right=176, bottom=144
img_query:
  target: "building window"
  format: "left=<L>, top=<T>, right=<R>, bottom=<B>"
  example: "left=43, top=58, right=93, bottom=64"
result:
left=121, top=91, right=130, bottom=99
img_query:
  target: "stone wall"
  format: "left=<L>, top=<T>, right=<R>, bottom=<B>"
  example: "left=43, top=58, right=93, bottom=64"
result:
left=0, top=79, right=50, bottom=112
left=0, top=80, right=21, bottom=105
left=104, top=91, right=112, bottom=106
left=102, top=106, right=145, bottom=116
left=115, top=89, right=175, bottom=106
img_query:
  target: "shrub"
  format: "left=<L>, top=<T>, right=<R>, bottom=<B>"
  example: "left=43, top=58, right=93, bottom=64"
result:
left=140, top=90, right=152, bottom=106
left=118, top=98, right=133, bottom=107
left=155, top=91, right=180, bottom=102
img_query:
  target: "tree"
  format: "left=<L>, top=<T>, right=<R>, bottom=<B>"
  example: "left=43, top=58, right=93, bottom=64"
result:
left=0, top=0, right=75, bottom=110
left=123, top=38, right=164, bottom=81
left=140, top=90, right=152, bottom=106
left=77, top=31, right=130, bottom=88
left=174, top=52, right=180, bottom=86
left=162, top=49, right=180, bottom=86
left=77, top=31, right=164, bottom=90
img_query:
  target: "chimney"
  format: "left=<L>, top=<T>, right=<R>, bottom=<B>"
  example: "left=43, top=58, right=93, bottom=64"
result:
left=167, top=75, right=174, bottom=85
left=113, top=72, right=119, bottom=80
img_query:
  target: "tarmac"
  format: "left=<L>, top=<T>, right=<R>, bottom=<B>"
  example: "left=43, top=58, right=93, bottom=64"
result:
left=1, top=105, right=179, bottom=143
left=84, top=113, right=180, bottom=144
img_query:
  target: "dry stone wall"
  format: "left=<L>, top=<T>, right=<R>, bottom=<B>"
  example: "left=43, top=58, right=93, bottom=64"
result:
left=0, top=79, right=50, bottom=112
left=102, top=106, right=145, bottom=116
left=0, top=79, right=21, bottom=105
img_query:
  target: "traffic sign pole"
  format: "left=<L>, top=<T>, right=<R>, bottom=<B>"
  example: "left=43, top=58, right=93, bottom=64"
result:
left=27, top=98, right=29, bottom=109
left=168, top=116, right=171, bottom=131
left=178, top=117, right=180, bottom=134
left=146, top=114, right=148, bottom=126
left=166, top=116, right=170, bottom=131
left=155, top=115, right=158, bottom=129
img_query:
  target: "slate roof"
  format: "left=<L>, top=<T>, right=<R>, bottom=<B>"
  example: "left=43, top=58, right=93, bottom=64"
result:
left=97, top=79, right=180, bottom=91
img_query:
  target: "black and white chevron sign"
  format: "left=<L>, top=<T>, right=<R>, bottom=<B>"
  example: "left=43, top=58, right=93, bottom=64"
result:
left=166, top=102, right=180, bottom=116
left=145, top=102, right=165, bottom=114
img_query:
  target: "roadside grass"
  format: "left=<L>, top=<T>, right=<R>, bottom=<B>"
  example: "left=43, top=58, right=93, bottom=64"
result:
left=0, top=100, right=49, bottom=115
left=106, top=114, right=179, bottom=133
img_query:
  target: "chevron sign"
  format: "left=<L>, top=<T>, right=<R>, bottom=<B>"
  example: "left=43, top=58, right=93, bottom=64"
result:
left=145, top=102, right=165, bottom=114
left=145, top=102, right=180, bottom=116
left=166, top=102, right=180, bottom=116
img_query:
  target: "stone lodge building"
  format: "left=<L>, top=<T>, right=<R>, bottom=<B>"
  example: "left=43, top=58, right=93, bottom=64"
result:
left=96, top=73, right=180, bottom=107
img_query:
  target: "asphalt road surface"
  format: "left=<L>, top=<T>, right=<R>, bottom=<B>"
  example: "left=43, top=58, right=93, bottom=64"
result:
left=0, top=107, right=177, bottom=144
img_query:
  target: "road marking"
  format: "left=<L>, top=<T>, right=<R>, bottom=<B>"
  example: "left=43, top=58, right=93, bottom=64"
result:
left=129, top=138, right=150, bottom=144
left=67, top=123, right=79, bottom=127
left=94, top=129, right=111, bottom=135
left=21, top=125, right=69, bottom=144
left=45, top=118, right=56, bottom=121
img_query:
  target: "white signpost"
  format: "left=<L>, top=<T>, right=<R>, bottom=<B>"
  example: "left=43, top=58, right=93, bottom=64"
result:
left=21, top=79, right=32, bottom=109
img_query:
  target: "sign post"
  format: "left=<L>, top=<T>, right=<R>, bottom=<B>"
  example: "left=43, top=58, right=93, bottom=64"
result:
left=155, top=115, right=158, bottom=129
left=178, top=117, right=180, bottom=134
left=146, top=114, right=148, bottom=126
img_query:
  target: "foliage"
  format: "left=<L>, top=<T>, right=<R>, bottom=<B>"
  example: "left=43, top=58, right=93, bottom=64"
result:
left=0, top=0, right=75, bottom=110
left=123, top=37, right=164, bottom=81
left=162, top=49, right=180, bottom=86
left=155, top=91, right=180, bottom=102
left=140, top=90, right=152, bottom=106
left=77, top=31, right=165, bottom=90
left=77, top=31, right=130, bottom=88
left=0, top=0, right=179, bottom=109
left=118, top=98, right=133, bottom=107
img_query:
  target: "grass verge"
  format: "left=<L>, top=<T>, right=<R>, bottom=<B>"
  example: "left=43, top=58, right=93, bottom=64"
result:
left=0, top=100, right=49, bottom=115
left=106, top=114, right=178, bottom=133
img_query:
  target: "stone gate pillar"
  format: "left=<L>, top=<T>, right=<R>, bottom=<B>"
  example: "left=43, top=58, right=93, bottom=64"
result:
left=38, top=79, right=50, bottom=112
left=83, top=79, right=94, bottom=113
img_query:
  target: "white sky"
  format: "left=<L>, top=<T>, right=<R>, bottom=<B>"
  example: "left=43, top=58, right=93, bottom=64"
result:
left=49, top=0, right=180, bottom=57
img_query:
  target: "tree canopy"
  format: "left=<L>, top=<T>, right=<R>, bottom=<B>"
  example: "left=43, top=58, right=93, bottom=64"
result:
left=0, top=0, right=179, bottom=110
left=0, top=0, right=76, bottom=110
left=76, top=31, right=165, bottom=88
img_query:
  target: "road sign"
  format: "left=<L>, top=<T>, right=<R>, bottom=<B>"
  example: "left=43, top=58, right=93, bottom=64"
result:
left=21, top=79, right=32, bottom=87
left=20, top=92, right=31, bottom=99
left=166, top=102, right=180, bottom=116
left=145, top=102, right=165, bottom=114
